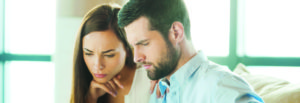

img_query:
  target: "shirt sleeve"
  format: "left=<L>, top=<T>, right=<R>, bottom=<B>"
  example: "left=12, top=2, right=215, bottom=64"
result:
left=215, top=72, right=264, bottom=103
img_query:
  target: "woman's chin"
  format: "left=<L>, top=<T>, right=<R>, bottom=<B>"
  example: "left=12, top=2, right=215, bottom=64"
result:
left=94, top=78, right=108, bottom=83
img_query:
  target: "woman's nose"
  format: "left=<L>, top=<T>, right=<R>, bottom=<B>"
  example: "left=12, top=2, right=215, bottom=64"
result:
left=93, top=57, right=105, bottom=70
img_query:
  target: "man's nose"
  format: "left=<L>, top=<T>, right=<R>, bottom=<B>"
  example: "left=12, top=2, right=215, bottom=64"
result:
left=134, top=49, right=145, bottom=63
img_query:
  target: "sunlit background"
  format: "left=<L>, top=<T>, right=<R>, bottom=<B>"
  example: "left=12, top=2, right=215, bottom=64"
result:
left=0, top=0, right=300, bottom=103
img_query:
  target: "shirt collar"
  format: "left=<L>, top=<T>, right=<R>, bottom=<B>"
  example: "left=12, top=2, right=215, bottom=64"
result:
left=158, top=51, right=208, bottom=95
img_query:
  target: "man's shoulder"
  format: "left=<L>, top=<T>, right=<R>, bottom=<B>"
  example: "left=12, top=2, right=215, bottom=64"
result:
left=206, top=61, right=231, bottom=73
left=189, top=61, right=246, bottom=88
left=201, top=62, right=255, bottom=93
left=194, top=61, right=232, bottom=79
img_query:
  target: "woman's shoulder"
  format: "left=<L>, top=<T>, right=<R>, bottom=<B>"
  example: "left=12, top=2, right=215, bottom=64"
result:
left=125, top=68, right=151, bottom=103
left=132, top=67, right=151, bottom=89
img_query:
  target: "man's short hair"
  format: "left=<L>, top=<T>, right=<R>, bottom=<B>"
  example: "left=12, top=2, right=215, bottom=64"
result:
left=118, top=0, right=191, bottom=40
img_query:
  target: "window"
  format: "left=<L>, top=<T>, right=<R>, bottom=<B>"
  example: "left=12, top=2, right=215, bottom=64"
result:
left=4, top=61, right=54, bottom=103
left=241, top=0, right=300, bottom=57
left=185, top=0, right=300, bottom=70
left=1, top=0, right=55, bottom=103
left=4, top=0, right=55, bottom=55
left=236, top=0, right=300, bottom=68
left=0, top=62, right=3, bottom=103
left=185, top=0, right=230, bottom=56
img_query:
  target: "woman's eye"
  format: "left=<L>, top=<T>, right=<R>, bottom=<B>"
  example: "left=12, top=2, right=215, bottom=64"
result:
left=105, top=54, right=115, bottom=58
left=84, top=53, right=93, bottom=56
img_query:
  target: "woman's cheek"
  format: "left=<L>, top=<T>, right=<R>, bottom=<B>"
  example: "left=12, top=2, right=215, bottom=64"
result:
left=84, top=58, right=93, bottom=73
left=111, top=55, right=124, bottom=72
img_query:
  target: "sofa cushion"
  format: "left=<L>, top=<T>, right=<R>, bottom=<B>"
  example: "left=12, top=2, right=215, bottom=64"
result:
left=233, top=63, right=300, bottom=103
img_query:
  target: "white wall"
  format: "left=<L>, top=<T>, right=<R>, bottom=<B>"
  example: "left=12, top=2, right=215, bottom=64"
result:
left=54, top=17, right=82, bottom=103
left=54, top=0, right=83, bottom=102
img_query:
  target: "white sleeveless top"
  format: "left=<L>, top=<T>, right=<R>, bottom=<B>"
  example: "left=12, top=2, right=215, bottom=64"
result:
left=125, top=68, right=151, bottom=103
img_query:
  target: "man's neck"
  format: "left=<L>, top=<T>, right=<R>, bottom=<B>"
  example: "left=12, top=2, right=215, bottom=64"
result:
left=165, top=40, right=197, bottom=80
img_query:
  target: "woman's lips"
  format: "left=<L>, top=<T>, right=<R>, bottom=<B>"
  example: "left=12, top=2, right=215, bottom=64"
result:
left=94, top=74, right=107, bottom=78
left=143, top=65, right=152, bottom=69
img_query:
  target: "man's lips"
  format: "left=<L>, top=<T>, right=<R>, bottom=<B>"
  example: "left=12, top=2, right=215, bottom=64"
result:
left=143, top=65, right=152, bottom=69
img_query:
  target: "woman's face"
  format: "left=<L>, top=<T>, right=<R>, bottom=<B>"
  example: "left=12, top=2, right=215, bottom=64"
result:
left=82, top=30, right=127, bottom=83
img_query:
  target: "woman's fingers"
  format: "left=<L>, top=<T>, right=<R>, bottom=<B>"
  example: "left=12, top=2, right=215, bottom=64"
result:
left=150, top=80, right=158, bottom=94
left=90, top=74, right=123, bottom=98
left=91, top=80, right=116, bottom=97
left=108, top=80, right=118, bottom=95
left=113, top=76, right=124, bottom=89
left=104, top=83, right=117, bottom=97
left=166, top=88, right=169, bottom=93
left=108, top=80, right=117, bottom=91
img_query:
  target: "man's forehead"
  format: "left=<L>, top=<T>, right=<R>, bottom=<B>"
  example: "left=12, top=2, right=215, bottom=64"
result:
left=125, top=32, right=149, bottom=46
left=124, top=27, right=137, bottom=45
left=124, top=16, right=151, bottom=45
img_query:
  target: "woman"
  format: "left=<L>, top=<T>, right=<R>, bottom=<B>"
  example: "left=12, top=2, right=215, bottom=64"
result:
left=70, top=4, right=151, bottom=103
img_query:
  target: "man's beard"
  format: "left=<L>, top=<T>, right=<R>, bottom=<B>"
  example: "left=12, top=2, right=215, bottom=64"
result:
left=147, top=41, right=180, bottom=80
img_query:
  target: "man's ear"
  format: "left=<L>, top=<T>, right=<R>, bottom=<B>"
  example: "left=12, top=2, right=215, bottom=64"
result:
left=169, top=21, right=185, bottom=44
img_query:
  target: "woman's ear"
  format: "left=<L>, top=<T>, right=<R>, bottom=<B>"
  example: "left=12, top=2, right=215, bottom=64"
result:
left=169, top=21, right=185, bottom=44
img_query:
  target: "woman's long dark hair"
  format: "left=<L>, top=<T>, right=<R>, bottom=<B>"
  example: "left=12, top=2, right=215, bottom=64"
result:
left=70, top=4, right=135, bottom=103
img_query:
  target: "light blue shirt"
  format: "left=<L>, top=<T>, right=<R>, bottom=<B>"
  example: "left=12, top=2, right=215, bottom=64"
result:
left=149, top=51, right=264, bottom=103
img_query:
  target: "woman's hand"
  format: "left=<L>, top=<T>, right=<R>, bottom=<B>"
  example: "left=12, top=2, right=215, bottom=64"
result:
left=86, top=75, right=124, bottom=103
left=150, top=80, right=169, bottom=98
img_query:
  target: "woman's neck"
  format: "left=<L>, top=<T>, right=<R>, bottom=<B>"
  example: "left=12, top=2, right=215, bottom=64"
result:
left=107, top=65, right=136, bottom=103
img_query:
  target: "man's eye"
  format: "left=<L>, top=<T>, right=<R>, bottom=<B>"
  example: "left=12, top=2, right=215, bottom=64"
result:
left=105, top=54, right=115, bottom=58
left=142, top=42, right=149, bottom=46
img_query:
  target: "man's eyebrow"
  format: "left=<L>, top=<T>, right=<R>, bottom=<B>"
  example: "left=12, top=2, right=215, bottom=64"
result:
left=135, top=39, right=149, bottom=45
left=83, top=48, right=93, bottom=52
left=102, top=49, right=115, bottom=54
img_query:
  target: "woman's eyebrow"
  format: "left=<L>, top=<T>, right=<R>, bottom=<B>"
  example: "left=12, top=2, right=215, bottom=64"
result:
left=102, top=49, right=115, bottom=54
left=83, top=48, right=93, bottom=52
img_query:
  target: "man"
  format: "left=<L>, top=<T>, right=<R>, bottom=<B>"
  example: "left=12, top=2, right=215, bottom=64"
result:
left=118, top=0, right=264, bottom=102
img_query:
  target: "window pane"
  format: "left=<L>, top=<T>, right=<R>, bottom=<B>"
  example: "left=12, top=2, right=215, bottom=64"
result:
left=242, top=0, right=300, bottom=57
left=4, top=61, right=54, bottom=103
left=0, top=0, right=3, bottom=54
left=4, top=0, right=56, bottom=54
left=185, top=0, right=230, bottom=56
left=247, top=66, right=300, bottom=84
left=0, top=62, right=3, bottom=102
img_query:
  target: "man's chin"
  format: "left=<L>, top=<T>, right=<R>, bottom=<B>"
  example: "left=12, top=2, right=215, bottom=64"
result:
left=147, top=71, right=163, bottom=80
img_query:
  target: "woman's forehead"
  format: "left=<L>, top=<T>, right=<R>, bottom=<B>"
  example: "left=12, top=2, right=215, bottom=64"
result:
left=82, top=30, right=124, bottom=51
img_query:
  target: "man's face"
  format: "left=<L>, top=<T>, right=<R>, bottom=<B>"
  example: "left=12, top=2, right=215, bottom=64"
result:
left=124, top=16, right=180, bottom=80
